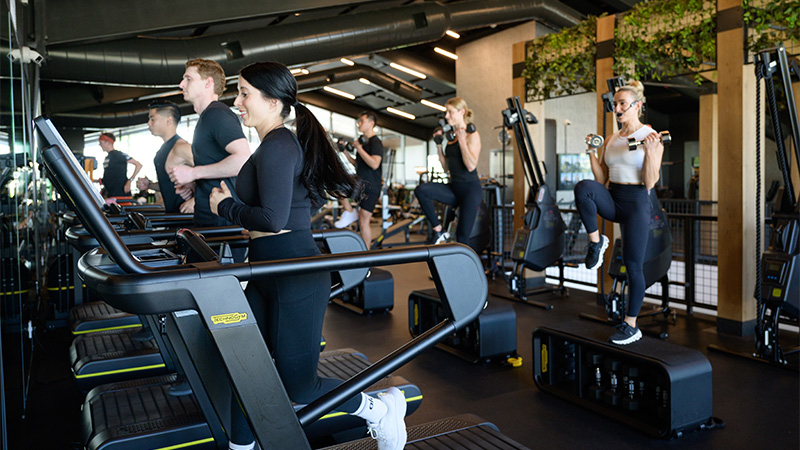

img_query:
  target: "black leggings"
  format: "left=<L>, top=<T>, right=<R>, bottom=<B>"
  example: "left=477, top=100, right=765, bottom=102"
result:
left=230, top=231, right=362, bottom=444
left=415, top=180, right=482, bottom=248
left=574, top=180, right=651, bottom=317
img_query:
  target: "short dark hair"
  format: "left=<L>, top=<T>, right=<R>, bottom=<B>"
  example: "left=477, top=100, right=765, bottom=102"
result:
left=359, top=110, right=377, bottom=127
left=148, top=101, right=182, bottom=124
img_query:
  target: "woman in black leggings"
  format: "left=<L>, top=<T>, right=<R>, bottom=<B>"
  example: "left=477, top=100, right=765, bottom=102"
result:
left=414, top=97, right=482, bottom=250
left=574, top=80, right=664, bottom=345
left=210, top=61, right=407, bottom=450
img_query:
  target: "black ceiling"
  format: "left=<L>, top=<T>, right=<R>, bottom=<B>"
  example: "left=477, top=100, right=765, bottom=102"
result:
left=3, top=0, right=646, bottom=139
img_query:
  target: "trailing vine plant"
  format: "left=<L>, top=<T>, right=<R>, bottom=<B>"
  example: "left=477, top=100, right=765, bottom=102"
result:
left=613, top=0, right=716, bottom=85
left=521, top=15, right=599, bottom=101
left=744, top=0, right=800, bottom=54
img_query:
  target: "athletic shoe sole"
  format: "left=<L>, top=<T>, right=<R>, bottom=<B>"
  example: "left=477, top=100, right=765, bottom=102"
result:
left=586, top=235, right=609, bottom=271
left=610, top=328, right=642, bottom=345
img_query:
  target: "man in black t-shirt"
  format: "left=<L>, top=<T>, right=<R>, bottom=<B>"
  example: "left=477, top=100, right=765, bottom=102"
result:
left=334, top=110, right=383, bottom=246
left=169, top=59, right=250, bottom=227
left=99, top=132, right=142, bottom=199
left=138, top=101, right=195, bottom=213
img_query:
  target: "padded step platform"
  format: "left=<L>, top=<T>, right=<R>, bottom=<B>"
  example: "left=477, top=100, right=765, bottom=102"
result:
left=82, top=349, right=423, bottom=449
left=70, top=301, right=141, bottom=335
left=70, top=329, right=168, bottom=391
left=321, top=413, right=530, bottom=449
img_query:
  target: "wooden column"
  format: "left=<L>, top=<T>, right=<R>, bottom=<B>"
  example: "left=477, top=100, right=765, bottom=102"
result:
left=698, top=93, right=719, bottom=201
left=512, top=40, right=528, bottom=231
left=594, top=14, right=617, bottom=291
left=716, top=0, right=759, bottom=335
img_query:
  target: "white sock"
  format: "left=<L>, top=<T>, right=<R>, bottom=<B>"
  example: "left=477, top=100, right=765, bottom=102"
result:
left=352, top=392, right=387, bottom=423
left=229, top=441, right=255, bottom=450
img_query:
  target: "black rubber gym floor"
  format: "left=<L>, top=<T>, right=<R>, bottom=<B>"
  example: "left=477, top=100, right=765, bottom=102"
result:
left=3, top=257, right=799, bottom=449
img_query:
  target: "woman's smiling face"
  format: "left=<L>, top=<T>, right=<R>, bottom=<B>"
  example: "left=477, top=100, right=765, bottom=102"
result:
left=234, top=75, right=272, bottom=129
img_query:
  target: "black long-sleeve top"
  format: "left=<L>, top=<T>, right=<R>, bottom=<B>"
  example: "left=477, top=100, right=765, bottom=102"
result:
left=217, top=127, right=311, bottom=232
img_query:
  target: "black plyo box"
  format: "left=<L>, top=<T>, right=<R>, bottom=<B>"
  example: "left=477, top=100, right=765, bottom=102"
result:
left=532, top=320, right=712, bottom=439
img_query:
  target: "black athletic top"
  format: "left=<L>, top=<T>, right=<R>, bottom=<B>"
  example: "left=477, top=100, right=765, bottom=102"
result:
left=217, top=127, right=311, bottom=232
left=355, top=135, right=383, bottom=193
left=102, top=150, right=131, bottom=197
left=192, top=101, right=245, bottom=226
left=153, top=134, right=184, bottom=213
left=445, top=139, right=479, bottom=184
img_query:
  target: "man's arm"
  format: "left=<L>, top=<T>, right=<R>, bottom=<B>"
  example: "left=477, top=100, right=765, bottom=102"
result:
left=353, top=140, right=381, bottom=169
left=170, top=138, right=250, bottom=184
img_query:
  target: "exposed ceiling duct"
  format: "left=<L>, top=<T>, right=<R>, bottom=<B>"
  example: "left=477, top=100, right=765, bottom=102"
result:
left=41, top=0, right=583, bottom=86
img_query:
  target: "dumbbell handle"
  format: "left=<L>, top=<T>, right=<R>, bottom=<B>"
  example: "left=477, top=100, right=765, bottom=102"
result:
left=627, top=131, right=671, bottom=151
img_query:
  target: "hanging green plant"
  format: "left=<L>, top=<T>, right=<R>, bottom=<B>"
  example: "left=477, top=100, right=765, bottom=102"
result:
left=521, top=15, right=599, bottom=101
left=744, top=0, right=800, bottom=53
left=613, top=0, right=716, bottom=85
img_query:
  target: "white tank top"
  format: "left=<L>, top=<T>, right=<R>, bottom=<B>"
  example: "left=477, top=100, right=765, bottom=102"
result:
left=603, top=125, right=655, bottom=184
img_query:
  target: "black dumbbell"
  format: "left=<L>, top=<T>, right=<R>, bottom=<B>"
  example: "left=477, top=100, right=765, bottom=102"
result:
left=357, top=135, right=368, bottom=146
left=627, top=130, right=671, bottom=151
left=587, top=352, right=605, bottom=401
left=622, top=365, right=639, bottom=411
left=604, top=359, right=623, bottom=407
left=336, top=139, right=354, bottom=153
left=585, top=134, right=604, bottom=149
left=439, top=118, right=476, bottom=142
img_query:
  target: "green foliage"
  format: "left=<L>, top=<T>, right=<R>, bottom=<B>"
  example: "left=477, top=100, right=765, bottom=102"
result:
left=744, top=0, right=800, bottom=53
left=521, top=15, right=598, bottom=101
left=613, top=0, right=716, bottom=84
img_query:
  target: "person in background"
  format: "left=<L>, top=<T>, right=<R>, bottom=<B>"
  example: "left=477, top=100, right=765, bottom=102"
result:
left=209, top=61, right=406, bottom=450
left=99, top=132, right=142, bottom=199
left=138, top=101, right=195, bottom=213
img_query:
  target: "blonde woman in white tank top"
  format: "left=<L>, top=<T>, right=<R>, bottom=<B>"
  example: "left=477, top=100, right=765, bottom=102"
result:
left=574, top=80, right=665, bottom=345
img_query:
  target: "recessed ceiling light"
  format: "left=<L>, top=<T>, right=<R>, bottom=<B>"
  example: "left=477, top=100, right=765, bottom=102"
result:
left=386, top=107, right=415, bottom=120
left=434, top=47, right=458, bottom=60
left=340, top=58, right=355, bottom=66
left=421, top=99, right=446, bottom=112
left=323, top=86, right=356, bottom=100
left=445, top=30, right=460, bottom=39
left=389, top=62, right=427, bottom=79
left=358, top=78, right=371, bottom=85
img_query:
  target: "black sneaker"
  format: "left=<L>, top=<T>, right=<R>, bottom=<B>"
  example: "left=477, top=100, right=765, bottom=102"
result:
left=428, top=230, right=450, bottom=245
left=609, top=322, right=642, bottom=345
left=584, top=235, right=609, bottom=270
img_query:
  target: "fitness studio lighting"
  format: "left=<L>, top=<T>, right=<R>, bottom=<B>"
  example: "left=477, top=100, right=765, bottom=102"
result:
left=323, top=86, right=356, bottom=100
left=340, top=58, right=355, bottom=66
left=445, top=30, right=461, bottom=39
left=358, top=78, right=371, bottom=85
left=421, top=99, right=446, bottom=112
left=389, top=62, right=427, bottom=79
left=290, top=68, right=309, bottom=75
left=386, top=107, right=416, bottom=120
left=434, top=47, right=458, bottom=60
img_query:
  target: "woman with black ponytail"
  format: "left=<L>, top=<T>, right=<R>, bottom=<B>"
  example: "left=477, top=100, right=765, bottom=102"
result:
left=209, top=61, right=407, bottom=450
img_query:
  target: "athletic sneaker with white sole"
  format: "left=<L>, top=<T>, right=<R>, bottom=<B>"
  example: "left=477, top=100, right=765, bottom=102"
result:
left=609, top=322, right=642, bottom=345
left=367, top=387, right=407, bottom=450
left=334, top=210, right=359, bottom=228
left=584, top=234, right=609, bottom=270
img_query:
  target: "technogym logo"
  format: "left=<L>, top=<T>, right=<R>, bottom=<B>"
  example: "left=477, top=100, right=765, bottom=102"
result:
left=210, top=312, right=248, bottom=325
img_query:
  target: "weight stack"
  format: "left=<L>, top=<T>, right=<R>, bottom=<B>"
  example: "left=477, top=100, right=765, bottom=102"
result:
left=409, top=288, right=517, bottom=363
left=532, top=320, right=712, bottom=439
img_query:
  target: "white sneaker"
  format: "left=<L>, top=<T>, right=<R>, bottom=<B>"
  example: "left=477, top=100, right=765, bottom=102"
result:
left=334, top=210, right=359, bottom=228
left=367, top=387, right=407, bottom=450
left=434, top=231, right=450, bottom=245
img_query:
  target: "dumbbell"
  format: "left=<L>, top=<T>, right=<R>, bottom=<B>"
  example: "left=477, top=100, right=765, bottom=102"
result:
left=627, top=130, right=671, bottom=151
left=585, top=134, right=604, bottom=149
left=357, top=135, right=368, bottom=145
left=604, top=358, right=623, bottom=407
left=587, top=352, right=605, bottom=401
left=438, top=118, right=476, bottom=142
left=622, top=365, right=640, bottom=411
left=336, top=139, right=354, bottom=153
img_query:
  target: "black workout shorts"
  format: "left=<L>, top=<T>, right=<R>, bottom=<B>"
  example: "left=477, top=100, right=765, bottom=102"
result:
left=359, top=185, right=381, bottom=213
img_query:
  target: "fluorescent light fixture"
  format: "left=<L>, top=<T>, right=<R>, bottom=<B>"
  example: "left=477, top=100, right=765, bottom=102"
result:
left=386, top=107, right=415, bottom=120
left=421, top=99, right=447, bottom=112
left=389, top=62, right=427, bottom=79
left=445, top=30, right=461, bottom=39
left=434, top=47, right=458, bottom=60
left=290, top=68, right=309, bottom=75
left=323, top=86, right=356, bottom=100
left=340, top=58, right=355, bottom=66
left=358, top=78, right=371, bottom=85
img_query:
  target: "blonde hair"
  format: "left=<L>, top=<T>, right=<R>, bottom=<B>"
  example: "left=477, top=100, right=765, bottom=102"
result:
left=445, top=97, right=474, bottom=125
left=186, top=59, right=226, bottom=97
left=617, top=80, right=645, bottom=118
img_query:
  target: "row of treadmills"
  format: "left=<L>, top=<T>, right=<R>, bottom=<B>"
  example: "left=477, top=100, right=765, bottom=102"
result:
left=35, top=115, right=530, bottom=450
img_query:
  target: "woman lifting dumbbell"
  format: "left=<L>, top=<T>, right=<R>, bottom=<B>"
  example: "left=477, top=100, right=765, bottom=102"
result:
left=414, top=97, right=482, bottom=248
left=574, top=80, right=666, bottom=345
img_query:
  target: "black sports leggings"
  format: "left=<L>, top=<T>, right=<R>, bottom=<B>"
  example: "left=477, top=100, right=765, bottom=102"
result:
left=414, top=180, right=482, bottom=248
left=574, top=180, right=651, bottom=317
left=230, top=230, right=362, bottom=444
